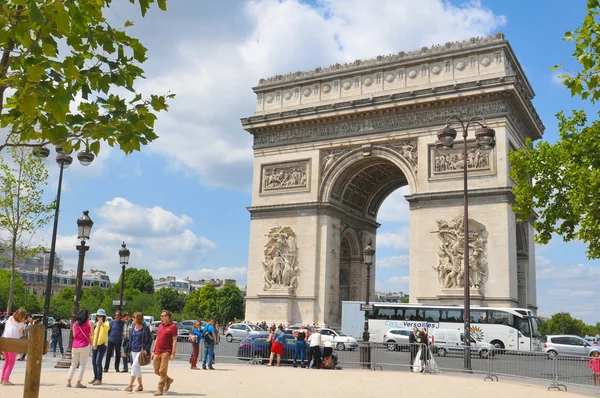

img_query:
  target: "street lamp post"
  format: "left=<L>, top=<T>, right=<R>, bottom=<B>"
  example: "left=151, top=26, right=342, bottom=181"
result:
left=360, top=239, right=375, bottom=369
left=34, top=146, right=95, bottom=330
left=435, top=116, right=496, bottom=371
left=55, top=211, right=94, bottom=369
left=118, top=242, right=130, bottom=311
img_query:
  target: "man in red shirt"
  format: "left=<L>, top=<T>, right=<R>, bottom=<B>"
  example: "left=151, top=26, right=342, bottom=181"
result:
left=151, top=310, right=178, bottom=396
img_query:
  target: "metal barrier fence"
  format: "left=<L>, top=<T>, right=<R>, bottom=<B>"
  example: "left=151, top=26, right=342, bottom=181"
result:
left=41, top=330, right=600, bottom=392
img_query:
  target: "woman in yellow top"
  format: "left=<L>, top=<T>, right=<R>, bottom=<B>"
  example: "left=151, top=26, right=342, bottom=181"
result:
left=89, top=309, right=110, bottom=386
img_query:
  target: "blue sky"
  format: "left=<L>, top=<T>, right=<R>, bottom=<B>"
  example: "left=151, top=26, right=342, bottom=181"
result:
left=20, top=0, right=599, bottom=323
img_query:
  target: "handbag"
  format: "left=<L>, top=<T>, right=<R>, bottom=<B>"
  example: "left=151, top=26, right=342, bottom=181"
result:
left=77, top=321, right=93, bottom=357
left=138, top=326, right=151, bottom=366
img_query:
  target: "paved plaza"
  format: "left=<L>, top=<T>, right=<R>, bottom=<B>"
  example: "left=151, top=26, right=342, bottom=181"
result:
left=4, top=357, right=593, bottom=397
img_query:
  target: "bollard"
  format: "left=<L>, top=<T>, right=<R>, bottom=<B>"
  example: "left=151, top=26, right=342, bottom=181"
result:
left=24, top=324, right=47, bottom=398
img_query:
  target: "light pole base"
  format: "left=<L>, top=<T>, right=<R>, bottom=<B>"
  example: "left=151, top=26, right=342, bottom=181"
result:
left=55, top=347, right=73, bottom=368
left=360, top=344, right=371, bottom=370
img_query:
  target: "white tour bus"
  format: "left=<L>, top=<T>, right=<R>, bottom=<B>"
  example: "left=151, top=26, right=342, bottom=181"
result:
left=366, top=303, right=541, bottom=351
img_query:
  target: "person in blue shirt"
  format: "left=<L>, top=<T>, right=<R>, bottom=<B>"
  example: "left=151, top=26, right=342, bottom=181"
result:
left=201, top=318, right=216, bottom=370
left=104, top=311, right=125, bottom=372
left=191, top=321, right=203, bottom=369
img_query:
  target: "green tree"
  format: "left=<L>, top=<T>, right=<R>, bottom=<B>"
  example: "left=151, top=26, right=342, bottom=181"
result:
left=20, top=293, right=42, bottom=314
left=182, top=288, right=202, bottom=319
left=0, top=269, right=27, bottom=311
left=215, top=285, right=244, bottom=325
left=0, top=0, right=174, bottom=155
left=541, top=312, right=597, bottom=336
left=509, top=0, right=600, bottom=258
left=117, top=268, right=154, bottom=294
left=49, top=287, right=74, bottom=319
left=0, top=147, right=54, bottom=312
left=154, top=287, right=185, bottom=314
left=196, top=284, right=218, bottom=320
left=79, top=286, right=106, bottom=313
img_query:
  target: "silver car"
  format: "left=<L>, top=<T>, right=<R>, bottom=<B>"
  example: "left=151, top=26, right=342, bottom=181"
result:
left=543, top=335, right=600, bottom=358
left=383, top=328, right=413, bottom=351
left=225, top=323, right=263, bottom=342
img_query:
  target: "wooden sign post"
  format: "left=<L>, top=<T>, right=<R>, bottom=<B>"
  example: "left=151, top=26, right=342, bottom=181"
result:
left=0, top=324, right=49, bottom=398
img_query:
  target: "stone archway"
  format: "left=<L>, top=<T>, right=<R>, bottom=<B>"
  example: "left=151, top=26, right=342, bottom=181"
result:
left=242, top=34, right=543, bottom=325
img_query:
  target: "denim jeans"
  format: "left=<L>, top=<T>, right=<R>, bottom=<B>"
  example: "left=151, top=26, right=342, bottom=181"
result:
left=104, top=340, right=122, bottom=371
left=51, top=336, right=64, bottom=354
left=92, top=344, right=107, bottom=381
left=293, top=340, right=306, bottom=364
left=202, top=343, right=215, bottom=368
left=121, top=340, right=130, bottom=371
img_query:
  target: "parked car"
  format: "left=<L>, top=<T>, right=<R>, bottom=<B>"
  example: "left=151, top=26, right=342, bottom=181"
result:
left=382, top=327, right=413, bottom=351
left=543, top=335, right=600, bottom=359
left=319, top=328, right=358, bottom=351
left=584, top=336, right=600, bottom=346
left=285, top=325, right=315, bottom=339
left=225, top=323, right=264, bottom=342
left=432, top=329, right=494, bottom=359
left=237, top=332, right=305, bottom=363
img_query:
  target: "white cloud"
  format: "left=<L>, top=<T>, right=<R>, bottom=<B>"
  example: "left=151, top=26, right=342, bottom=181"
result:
left=133, top=0, right=505, bottom=190
left=43, top=197, right=227, bottom=285
left=378, top=255, right=409, bottom=269
left=377, top=186, right=410, bottom=223
left=377, top=227, right=410, bottom=250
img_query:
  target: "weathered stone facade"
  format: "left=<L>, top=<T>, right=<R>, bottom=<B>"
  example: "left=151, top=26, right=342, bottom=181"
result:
left=242, top=34, right=542, bottom=326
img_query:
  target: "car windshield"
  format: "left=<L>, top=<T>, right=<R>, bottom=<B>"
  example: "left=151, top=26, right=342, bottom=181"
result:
left=249, top=325, right=263, bottom=331
left=333, top=330, right=347, bottom=336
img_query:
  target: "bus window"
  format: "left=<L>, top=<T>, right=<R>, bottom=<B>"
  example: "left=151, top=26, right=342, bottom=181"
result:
left=517, top=318, right=531, bottom=337
left=441, top=309, right=463, bottom=322
left=424, top=309, right=440, bottom=322
left=471, top=310, right=488, bottom=323
left=404, top=309, right=417, bottom=321
left=376, top=308, right=396, bottom=320
left=488, top=311, right=515, bottom=327
left=392, top=309, right=404, bottom=321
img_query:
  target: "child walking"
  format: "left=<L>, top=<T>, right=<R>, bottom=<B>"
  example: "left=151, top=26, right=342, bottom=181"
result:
left=587, top=351, right=600, bottom=387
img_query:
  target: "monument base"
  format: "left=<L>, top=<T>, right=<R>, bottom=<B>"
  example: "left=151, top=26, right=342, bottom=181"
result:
left=257, top=286, right=295, bottom=297
left=438, top=287, right=483, bottom=300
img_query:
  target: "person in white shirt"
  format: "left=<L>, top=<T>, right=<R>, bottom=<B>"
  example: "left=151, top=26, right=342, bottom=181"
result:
left=1, top=308, right=26, bottom=386
left=307, top=327, right=322, bottom=369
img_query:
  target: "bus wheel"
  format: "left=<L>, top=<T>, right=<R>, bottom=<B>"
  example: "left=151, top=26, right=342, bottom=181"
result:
left=490, top=340, right=505, bottom=354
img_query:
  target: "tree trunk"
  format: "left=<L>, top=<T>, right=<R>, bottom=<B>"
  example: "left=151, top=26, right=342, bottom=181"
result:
left=7, top=236, right=17, bottom=313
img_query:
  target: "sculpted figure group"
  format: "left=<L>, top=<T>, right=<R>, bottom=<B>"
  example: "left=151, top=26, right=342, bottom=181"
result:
left=262, top=226, right=299, bottom=291
left=433, top=215, right=487, bottom=290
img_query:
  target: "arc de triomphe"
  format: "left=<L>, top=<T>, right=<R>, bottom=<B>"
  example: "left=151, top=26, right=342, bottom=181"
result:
left=241, top=34, right=544, bottom=327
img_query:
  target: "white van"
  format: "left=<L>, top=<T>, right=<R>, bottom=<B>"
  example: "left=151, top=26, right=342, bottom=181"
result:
left=144, top=316, right=155, bottom=331
left=432, top=328, right=494, bottom=358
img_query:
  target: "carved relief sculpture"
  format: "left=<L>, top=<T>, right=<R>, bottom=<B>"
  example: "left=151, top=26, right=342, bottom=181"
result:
left=434, top=146, right=489, bottom=173
left=262, top=226, right=299, bottom=291
left=432, top=214, right=488, bottom=291
left=387, top=139, right=418, bottom=172
left=321, top=149, right=350, bottom=175
left=261, top=161, right=309, bottom=192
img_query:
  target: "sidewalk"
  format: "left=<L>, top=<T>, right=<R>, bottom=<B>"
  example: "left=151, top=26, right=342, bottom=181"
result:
left=5, top=360, right=590, bottom=397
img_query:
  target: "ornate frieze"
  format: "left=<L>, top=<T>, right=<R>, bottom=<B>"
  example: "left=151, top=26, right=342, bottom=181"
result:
left=432, top=215, right=488, bottom=291
left=252, top=98, right=526, bottom=148
left=262, top=226, right=299, bottom=291
left=257, top=34, right=506, bottom=86
left=260, top=160, right=310, bottom=194
left=429, top=141, right=493, bottom=179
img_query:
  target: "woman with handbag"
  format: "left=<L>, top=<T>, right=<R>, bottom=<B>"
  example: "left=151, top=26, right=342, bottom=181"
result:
left=67, top=309, right=94, bottom=388
left=190, top=321, right=202, bottom=369
left=123, top=312, right=152, bottom=392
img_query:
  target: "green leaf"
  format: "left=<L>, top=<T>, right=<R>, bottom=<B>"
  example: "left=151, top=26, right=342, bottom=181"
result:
left=29, top=0, right=44, bottom=25
left=157, top=0, right=167, bottom=11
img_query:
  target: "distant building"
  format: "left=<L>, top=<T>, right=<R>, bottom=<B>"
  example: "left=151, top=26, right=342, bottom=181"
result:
left=0, top=248, right=64, bottom=274
left=20, top=268, right=112, bottom=298
left=153, top=276, right=237, bottom=294
left=375, top=291, right=406, bottom=302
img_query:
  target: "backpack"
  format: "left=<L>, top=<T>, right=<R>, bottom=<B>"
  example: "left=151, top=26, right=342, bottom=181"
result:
left=203, top=326, right=213, bottom=343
